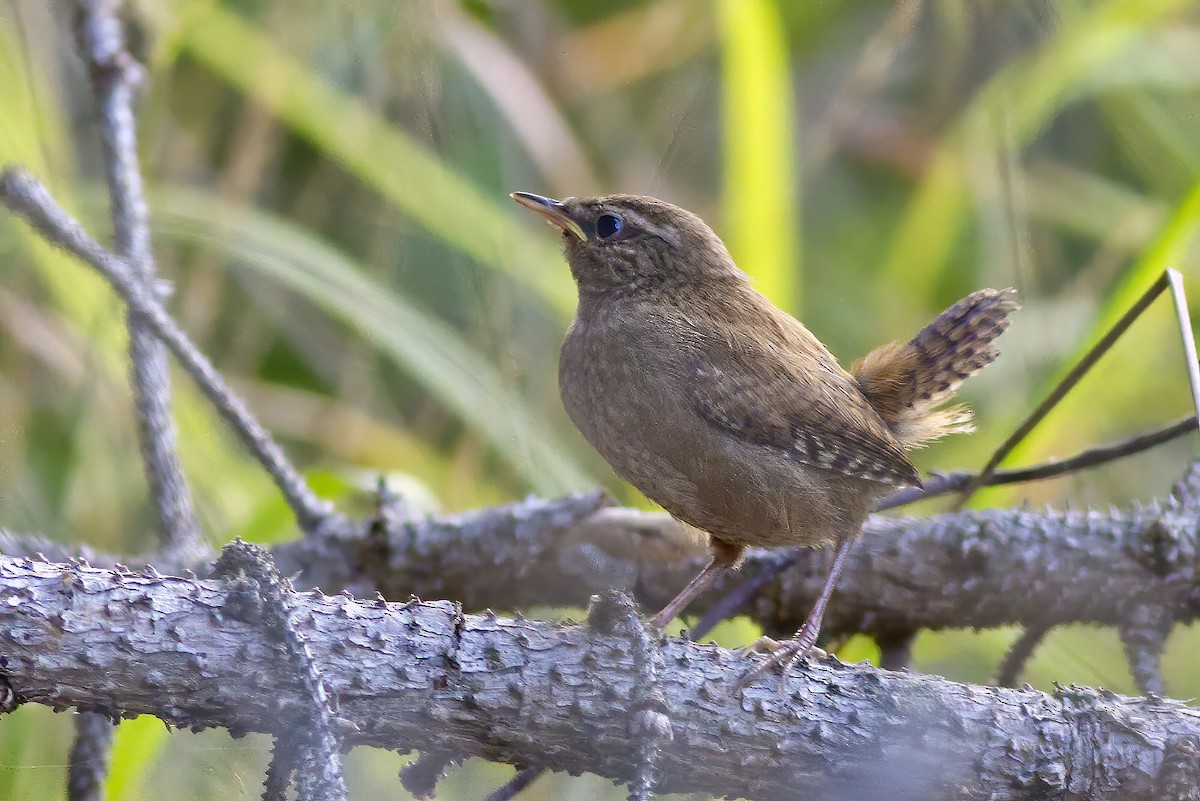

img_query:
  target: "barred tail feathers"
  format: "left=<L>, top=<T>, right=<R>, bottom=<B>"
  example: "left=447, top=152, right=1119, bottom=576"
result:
left=852, top=288, right=1018, bottom=449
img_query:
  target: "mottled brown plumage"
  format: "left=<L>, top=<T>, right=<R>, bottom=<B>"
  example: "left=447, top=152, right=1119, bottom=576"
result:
left=511, top=191, right=1017, bottom=674
left=853, top=288, right=1017, bottom=448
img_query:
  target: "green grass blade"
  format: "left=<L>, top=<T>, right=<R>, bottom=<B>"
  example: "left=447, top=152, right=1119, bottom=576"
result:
left=974, top=177, right=1200, bottom=505
left=161, top=2, right=574, bottom=317
left=106, top=717, right=170, bottom=801
left=883, top=0, right=1194, bottom=299
left=717, top=0, right=800, bottom=310
left=152, top=187, right=594, bottom=494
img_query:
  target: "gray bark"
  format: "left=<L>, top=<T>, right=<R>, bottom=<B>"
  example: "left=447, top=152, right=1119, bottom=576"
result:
left=1, top=555, right=1197, bottom=801
left=5, top=491, right=1196, bottom=641
left=271, top=493, right=1200, bottom=640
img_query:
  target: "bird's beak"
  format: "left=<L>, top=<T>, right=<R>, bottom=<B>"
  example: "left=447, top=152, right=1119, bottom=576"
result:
left=510, top=192, right=586, bottom=242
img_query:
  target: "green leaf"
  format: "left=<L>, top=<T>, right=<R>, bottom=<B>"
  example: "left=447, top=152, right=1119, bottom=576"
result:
left=717, top=0, right=801, bottom=310
left=158, top=2, right=575, bottom=317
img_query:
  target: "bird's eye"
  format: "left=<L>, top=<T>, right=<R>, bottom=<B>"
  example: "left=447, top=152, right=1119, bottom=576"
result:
left=596, top=213, right=624, bottom=240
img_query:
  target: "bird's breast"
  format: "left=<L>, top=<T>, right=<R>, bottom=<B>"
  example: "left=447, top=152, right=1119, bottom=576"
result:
left=556, top=306, right=870, bottom=548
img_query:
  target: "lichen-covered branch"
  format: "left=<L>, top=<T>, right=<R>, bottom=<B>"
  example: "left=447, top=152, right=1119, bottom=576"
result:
left=1, top=555, right=1197, bottom=801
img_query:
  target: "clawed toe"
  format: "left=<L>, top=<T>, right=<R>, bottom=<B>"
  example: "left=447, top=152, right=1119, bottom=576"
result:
left=735, top=636, right=824, bottom=692
left=739, top=635, right=782, bottom=656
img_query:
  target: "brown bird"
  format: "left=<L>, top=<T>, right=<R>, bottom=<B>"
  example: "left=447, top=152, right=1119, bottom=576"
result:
left=511, top=191, right=1017, bottom=676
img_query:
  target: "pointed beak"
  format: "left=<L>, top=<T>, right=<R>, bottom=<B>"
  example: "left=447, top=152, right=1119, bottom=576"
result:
left=510, top=192, right=586, bottom=242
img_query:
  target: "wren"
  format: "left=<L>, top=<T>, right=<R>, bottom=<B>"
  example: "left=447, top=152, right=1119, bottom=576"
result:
left=511, top=191, right=1017, bottom=677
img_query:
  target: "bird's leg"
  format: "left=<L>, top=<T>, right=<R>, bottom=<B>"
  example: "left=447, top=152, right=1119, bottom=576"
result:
left=738, top=534, right=857, bottom=687
left=648, top=539, right=743, bottom=631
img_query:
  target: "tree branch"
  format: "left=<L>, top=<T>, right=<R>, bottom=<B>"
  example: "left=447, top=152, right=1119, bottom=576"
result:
left=1, top=555, right=1197, bottom=801
left=72, top=0, right=202, bottom=560
left=5, top=489, right=1197, bottom=645
left=66, top=711, right=113, bottom=801
left=69, top=3, right=205, bottom=789
left=0, top=166, right=341, bottom=537
left=268, top=493, right=1200, bottom=642
left=210, top=541, right=347, bottom=801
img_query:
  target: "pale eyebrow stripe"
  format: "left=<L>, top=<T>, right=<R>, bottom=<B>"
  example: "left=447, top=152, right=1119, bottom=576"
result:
left=618, top=209, right=681, bottom=247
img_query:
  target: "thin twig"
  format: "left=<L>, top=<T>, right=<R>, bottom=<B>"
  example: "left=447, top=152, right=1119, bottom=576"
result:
left=994, top=623, right=1050, bottom=688
left=71, top=0, right=202, bottom=559
left=0, top=167, right=339, bottom=536
left=68, top=4, right=201, bottom=796
left=212, top=540, right=347, bottom=801
left=688, top=551, right=801, bottom=641
left=586, top=592, right=669, bottom=801
left=875, top=413, right=1199, bottom=511
left=66, top=713, right=114, bottom=801
left=484, top=767, right=543, bottom=801
left=1119, top=604, right=1173, bottom=696
left=953, top=272, right=1176, bottom=509
left=262, top=733, right=297, bottom=801
left=1165, top=269, right=1200, bottom=428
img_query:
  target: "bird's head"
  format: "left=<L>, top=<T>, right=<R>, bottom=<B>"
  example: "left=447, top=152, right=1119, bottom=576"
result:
left=510, top=192, right=746, bottom=297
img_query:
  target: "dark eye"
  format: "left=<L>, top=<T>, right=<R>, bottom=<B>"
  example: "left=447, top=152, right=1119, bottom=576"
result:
left=596, top=213, right=623, bottom=240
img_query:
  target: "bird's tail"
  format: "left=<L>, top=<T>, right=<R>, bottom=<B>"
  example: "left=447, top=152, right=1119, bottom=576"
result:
left=851, top=288, right=1019, bottom=449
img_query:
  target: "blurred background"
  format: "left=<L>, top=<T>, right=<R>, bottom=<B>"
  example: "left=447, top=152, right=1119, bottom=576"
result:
left=2, top=0, right=1200, bottom=798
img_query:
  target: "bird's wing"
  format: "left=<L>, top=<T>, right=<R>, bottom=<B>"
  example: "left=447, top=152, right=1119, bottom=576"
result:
left=686, top=305, right=921, bottom=488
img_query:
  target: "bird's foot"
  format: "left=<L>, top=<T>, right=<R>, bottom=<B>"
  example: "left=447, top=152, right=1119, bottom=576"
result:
left=739, top=635, right=827, bottom=660
left=735, top=631, right=824, bottom=693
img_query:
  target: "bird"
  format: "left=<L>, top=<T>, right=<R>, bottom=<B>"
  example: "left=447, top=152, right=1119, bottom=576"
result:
left=510, top=191, right=1018, bottom=678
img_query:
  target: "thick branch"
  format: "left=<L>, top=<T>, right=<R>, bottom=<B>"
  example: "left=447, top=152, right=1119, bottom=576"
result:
left=5, top=491, right=1197, bottom=641
left=1, top=556, right=1197, bottom=801
left=271, top=494, right=1200, bottom=640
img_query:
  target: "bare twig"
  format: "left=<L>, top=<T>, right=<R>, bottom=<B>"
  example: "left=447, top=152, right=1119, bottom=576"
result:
left=71, top=0, right=202, bottom=560
left=875, top=413, right=1199, bottom=511
left=212, top=541, right=346, bottom=801
left=994, top=623, right=1051, bottom=688
left=586, top=592, right=670, bottom=801
left=688, top=551, right=801, bottom=641
left=484, top=767, right=543, bottom=801
left=0, top=167, right=340, bottom=536
left=262, top=733, right=298, bottom=801
left=67, top=3, right=204, bottom=795
left=66, top=713, right=114, bottom=801
left=955, top=271, right=1200, bottom=509
left=1166, top=269, right=1200, bottom=426
left=1119, top=604, right=1173, bottom=696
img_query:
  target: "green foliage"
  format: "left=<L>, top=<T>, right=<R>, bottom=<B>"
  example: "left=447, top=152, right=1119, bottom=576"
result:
left=718, top=0, right=801, bottom=309
left=2, top=1, right=1200, bottom=798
